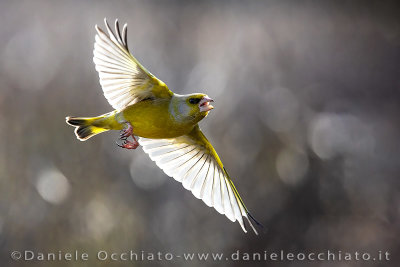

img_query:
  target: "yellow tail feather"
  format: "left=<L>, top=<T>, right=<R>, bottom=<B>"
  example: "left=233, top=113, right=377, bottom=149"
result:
left=65, top=116, right=109, bottom=141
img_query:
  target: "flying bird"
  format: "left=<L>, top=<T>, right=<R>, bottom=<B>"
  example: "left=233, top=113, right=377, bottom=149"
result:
left=66, top=19, right=261, bottom=234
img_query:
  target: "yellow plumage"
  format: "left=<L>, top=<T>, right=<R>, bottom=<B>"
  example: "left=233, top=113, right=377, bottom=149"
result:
left=66, top=18, right=260, bottom=234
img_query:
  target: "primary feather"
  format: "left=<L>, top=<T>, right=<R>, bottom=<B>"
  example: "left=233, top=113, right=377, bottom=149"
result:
left=140, top=125, right=258, bottom=234
left=93, top=18, right=172, bottom=111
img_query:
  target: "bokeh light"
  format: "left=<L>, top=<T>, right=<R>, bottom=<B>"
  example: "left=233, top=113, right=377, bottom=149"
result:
left=36, top=168, right=71, bottom=205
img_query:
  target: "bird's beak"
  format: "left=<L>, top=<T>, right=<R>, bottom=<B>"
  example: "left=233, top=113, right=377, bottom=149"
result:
left=199, top=96, right=214, bottom=112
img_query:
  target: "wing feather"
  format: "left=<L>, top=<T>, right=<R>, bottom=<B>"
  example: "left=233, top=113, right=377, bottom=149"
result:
left=200, top=160, right=214, bottom=207
left=139, top=126, right=258, bottom=234
left=93, top=18, right=172, bottom=110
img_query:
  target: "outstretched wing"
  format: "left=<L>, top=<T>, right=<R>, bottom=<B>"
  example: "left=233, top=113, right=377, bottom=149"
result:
left=139, top=125, right=258, bottom=234
left=93, top=18, right=173, bottom=111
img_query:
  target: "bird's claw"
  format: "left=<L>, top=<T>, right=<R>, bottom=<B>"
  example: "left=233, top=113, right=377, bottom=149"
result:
left=115, top=137, right=139, bottom=149
left=120, top=123, right=133, bottom=138
left=116, top=124, right=139, bottom=149
left=115, top=138, right=126, bottom=148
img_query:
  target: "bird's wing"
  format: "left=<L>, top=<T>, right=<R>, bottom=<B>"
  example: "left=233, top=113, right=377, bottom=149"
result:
left=139, top=125, right=258, bottom=234
left=93, top=19, right=173, bottom=111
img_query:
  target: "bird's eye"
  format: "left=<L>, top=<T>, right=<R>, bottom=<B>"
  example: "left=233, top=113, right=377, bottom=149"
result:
left=189, top=98, right=201, bottom=104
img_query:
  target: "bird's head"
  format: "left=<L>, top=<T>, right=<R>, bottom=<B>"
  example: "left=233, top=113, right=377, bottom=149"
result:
left=170, top=93, right=214, bottom=124
left=187, top=93, right=214, bottom=113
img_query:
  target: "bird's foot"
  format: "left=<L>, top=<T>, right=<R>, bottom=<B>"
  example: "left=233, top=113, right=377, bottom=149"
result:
left=116, top=122, right=138, bottom=149
left=116, top=135, right=139, bottom=149
left=120, top=122, right=133, bottom=138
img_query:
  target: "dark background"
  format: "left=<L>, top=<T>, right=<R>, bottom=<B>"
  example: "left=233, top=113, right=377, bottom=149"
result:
left=1, top=0, right=400, bottom=266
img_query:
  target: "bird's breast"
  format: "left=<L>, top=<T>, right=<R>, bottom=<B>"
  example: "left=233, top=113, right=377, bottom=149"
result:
left=120, top=99, right=195, bottom=139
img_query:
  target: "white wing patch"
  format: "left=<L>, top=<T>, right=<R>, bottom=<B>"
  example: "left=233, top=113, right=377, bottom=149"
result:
left=93, top=19, right=156, bottom=111
left=139, top=136, right=257, bottom=234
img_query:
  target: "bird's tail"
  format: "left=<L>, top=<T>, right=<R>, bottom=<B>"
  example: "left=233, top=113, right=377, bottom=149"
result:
left=66, top=114, right=111, bottom=141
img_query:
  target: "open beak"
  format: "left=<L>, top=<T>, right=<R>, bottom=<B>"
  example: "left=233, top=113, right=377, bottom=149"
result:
left=199, top=96, right=214, bottom=112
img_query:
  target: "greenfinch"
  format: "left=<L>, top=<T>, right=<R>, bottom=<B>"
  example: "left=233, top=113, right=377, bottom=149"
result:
left=66, top=19, right=260, bottom=234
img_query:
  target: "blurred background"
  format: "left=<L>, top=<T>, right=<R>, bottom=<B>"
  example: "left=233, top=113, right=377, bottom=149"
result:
left=1, top=0, right=400, bottom=266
